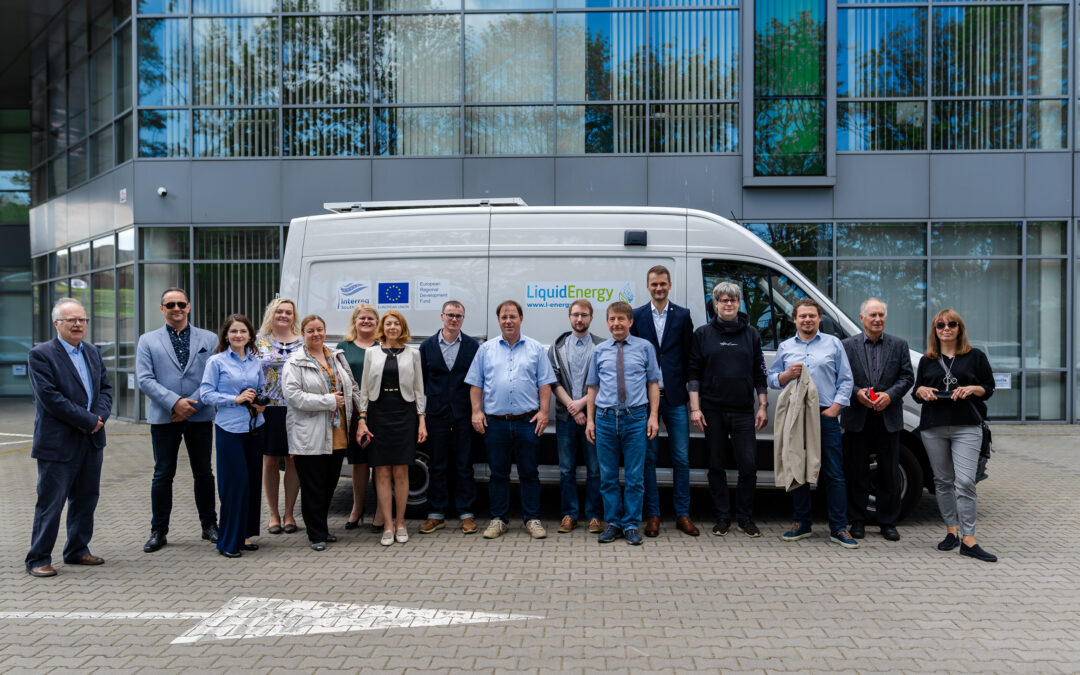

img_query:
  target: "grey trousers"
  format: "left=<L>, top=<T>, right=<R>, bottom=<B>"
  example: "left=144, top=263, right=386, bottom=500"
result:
left=921, top=425, right=982, bottom=537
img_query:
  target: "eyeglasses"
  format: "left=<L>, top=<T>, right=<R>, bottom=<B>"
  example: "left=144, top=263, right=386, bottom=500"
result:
left=443, top=313, right=464, bottom=320
left=936, top=321, right=959, bottom=330
left=570, top=313, right=591, bottom=319
left=162, top=302, right=188, bottom=309
left=716, top=298, right=740, bottom=305
left=58, top=318, right=89, bottom=325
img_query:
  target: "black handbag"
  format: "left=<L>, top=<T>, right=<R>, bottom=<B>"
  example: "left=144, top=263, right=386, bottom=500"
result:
left=967, top=400, right=993, bottom=482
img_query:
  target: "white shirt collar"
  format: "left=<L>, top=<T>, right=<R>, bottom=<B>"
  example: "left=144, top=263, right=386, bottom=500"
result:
left=651, top=302, right=669, bottom=317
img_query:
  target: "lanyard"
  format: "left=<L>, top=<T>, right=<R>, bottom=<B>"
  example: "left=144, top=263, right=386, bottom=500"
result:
left=938, top=356, right=958, bottom=391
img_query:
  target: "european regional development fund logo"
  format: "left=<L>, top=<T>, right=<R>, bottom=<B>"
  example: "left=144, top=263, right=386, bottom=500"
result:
left=525, top=282, right=635, bottom=309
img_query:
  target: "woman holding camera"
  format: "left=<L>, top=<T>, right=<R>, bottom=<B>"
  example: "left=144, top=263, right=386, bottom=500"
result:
left=912, top=309, right=996, bottom=562
left=199, top=314, right=265, bottom=559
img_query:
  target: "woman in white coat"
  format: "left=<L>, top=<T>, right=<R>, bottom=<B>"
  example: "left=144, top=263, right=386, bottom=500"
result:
left=282, top=315, right=361, bottom=552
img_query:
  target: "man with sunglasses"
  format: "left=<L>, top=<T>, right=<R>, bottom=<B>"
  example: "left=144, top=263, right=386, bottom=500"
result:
left=135, top=288, right=220, bottom=553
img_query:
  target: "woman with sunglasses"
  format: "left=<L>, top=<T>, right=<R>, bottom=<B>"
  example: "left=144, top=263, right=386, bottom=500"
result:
left=912, top=310, right=996, bottom=562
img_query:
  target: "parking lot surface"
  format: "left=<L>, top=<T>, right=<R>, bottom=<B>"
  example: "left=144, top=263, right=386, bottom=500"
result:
left=2, top=397, right=1079, bottom=673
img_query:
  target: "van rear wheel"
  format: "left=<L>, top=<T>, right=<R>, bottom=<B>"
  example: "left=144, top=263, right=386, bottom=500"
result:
left=866, top=443, right=924, bottom=521
left=405, top=450, right=431, bottom=516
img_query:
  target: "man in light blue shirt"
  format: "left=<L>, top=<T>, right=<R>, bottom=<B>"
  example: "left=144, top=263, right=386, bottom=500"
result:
left=465, top=300, right=557, bottom=541
left=767, top=298, right=857, bottom=549
left=585, top=301, right=660, bottom=546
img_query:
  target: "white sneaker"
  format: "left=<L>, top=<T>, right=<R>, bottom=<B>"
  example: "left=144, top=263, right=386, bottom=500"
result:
left=526, top=519, right=547, bottom=539
left=380, top=530, right=394, bottom=546
left=395, top=527, right=408, bottom=544
left=482, top=519, right=508, bottom=539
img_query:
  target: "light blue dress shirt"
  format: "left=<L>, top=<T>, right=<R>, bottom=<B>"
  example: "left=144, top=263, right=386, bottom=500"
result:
left=61, top=339, right=93, bottom=411
left=586, top=335, right=661, bottom=409
left=464, top=334, right=557, bottom=416
left=767, top=331, right=854, bottom=408
left=567, top=334, right=594, bottom=400
left=199, top=348, right=265, bottom=434
left=438, top=331, right=462, bottom=370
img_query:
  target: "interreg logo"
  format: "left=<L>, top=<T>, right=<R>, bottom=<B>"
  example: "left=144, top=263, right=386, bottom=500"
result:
left=335, top=281, right=371, bottom=311
left=524, top=281, right=634, bottom=309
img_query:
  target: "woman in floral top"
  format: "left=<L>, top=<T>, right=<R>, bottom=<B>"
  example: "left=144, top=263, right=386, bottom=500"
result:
left=256, top=298, right=303, bottom=535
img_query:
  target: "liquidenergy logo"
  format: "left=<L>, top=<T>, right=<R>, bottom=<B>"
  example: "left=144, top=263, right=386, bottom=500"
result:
left=525, top=282, right=635, bottom=309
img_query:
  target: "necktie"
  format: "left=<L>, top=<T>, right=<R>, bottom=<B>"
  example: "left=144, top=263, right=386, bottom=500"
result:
left=616, top=340, right=626, bottom=405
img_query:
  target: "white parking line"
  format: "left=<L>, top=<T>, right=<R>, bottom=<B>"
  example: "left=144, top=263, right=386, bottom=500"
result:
left=0, top=432, right=32, bottom=437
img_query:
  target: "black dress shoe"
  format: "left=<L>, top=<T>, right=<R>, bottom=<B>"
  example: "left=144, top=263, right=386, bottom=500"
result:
left=240, top=543, right=259, bottom=551
left=202, top=525, right=219, bottom=543
left=144, top=531, right=167, bottom=553
left=282, top=523, right=299, bottom=534
left=960, top=542, right=997, bottom=563
left=218, top=550, right=242, bottom=559
left=325, top=533, right=338, bottom=543
left=880, top=526, right=900, bottom=542
left=849, top=522, right=865, bottom=539
left=344, top=520, right=360, bottom=530
left=937, top=533, right=960, bottom=551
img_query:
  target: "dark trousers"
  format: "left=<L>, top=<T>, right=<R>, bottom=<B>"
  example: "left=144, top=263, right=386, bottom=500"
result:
left=485, top=417, right=540, bottom=523
left=150, top=420, right=217, bottom=534
left=845, top=411, right=901, bottom=527
left=426, top=414, right=477, bottom=519
left=215, top=426, right=263, bottom=554
left=25, top=439, right=103, bottom=570
left=704, top=409, right=757, bottom=524
left=294, top=450, right=346, bottom=543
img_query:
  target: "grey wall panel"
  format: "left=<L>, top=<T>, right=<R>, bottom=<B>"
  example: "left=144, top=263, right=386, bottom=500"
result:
left=88, top=170, right=114, bottom=236
left=834, top=154, right=930, bottom=219
left=929, top=153, right=1024, bottom=219
left=1023, top=153, right=1070, bottom=218
left=371, top=158, right=463, bottom=201
left=44, top=196, right=67, bottom=252
left=281, top=159, right=372, bottom=221
left=742, top=186, right=834, bottom=221
left=463, top=158, right=554, bottom=205
left=555, top=157, right=648, bottom=205
left=65, top=183, right=91, bottom=245
left=29, top=204, right=47, bottom=255
left=113, top=162, right=134, bottom=229
left=190, top=161, right=282, bottom=223
left=647, top=156, right=742, bottom=217
left=133, top=161, right=192, bottom=224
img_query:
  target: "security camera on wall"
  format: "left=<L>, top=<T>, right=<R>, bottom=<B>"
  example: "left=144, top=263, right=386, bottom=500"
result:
left=157, top=186, right=168, bottom=197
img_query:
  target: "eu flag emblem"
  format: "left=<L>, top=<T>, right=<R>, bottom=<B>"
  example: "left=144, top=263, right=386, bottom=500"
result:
left=378, top=282, right=409, bottom=305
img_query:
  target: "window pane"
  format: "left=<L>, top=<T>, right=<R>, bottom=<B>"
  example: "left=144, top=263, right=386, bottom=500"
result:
left=117, top=228, right=135, bottom=264
left=138, top=0, right=191, bottom=12
left=559, top=0, right=646, bottom=7
left=557, top=105, right=648, bottom=154
left=466, top=0, right=550, bottom=8
left=753, top=98, right=825, bottom=175
left=1025, top=258, right=1065, bottom=368
left=755, top=0, right=824, bottom=97
left=700, top=260, right=786, bottom=348
left=90, top=126, right=114, bottom=177
left=139, top=19, right=189, bottom=107
left=48, top=156, right=67, bottom=197
left=284, top=108, right=368, bottom=156
left=1028, top=5, right=1067, bottom=97
left=70, top=0, right=89, bottom=61
left=117, top=113, right=133, bottom=162
left=92, top=234, right=115, bottom=268
left=837, top=7, right=925, bottom=98
left=1028, top=99, right=1066, bottom=150
left=374, top=107, right=461, bottom=155
left=557, top=12, right=647, bottom=102
left=193, top=0, right=278, bottom=11
left=465, top=106, right=553, bottom=154
left=650, top=102, right=738, bottom=152
left=837, top=222, right=925, bottom=257
left=375, top=15, right=461, bottom=104
left=744, top=222, right=832, bottom=257
left=141, top=227, right=190, bottom=259
left=931, top=221, right=1019, bottom=256
left=933, top=6, right=1022, bottom=97
left=836, top=259, right=925, bottom=351
left=650, top=10, right=738, bottom=101
left=282, top=0, right=366, bottom=9
left=985, top=374, right=1019, bottom=421
left=69, top=275, right=91, bottom=309
left=194, top=109, right=279, bottom=157
left=192, top=262, right=279, bottom=334
left=51, top=250, right=70, bottom=277
left=91, top=2, right=114, bottom=49
left=92, top=269, right=116, bottom=369
left=116, top=24, right=133, bottom=113
left=283, top=16, right=368, bottom=105
left=68, top=144, right=88, bottom=186
left=117, top=264, right=135, bottom=369
left=0, top=192, right=31, bottom=223
left=194, top=226, right=280, bottom=260
left=466, top=14, right=553, bottom=103
left=49, top=82, right=66, bottom=155
left=375, top=0, right=457, bottom=9
left=194, top=18, right=279, bottom=106
left=838, top=100, right=925, bottom=151
left=1025, top=372, right=1065, bottom=421
left=140, top=263, right=189, bottom=335
left=68, top=62, right=89, bottom=143
left=48, top=21, right=66, bottom=82
left=71, top=243, right=91, bottom=274
left=791, top=260, right=831, bottom=298
left=1027, top=221, right=1065, bottom=255
left=90, top=42, right=114, bottom=130
left=931, top=100, right=1020, bottom=151
left=929, top=258, right=1020, bottom=372
left=139, top=109, right=190, bottom=157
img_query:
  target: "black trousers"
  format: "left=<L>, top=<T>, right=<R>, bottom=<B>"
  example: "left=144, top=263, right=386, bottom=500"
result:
left=150, top=420, right=217, bottom=534
left=704, top=409, right=757, bottom=523
left=294, top=450, right=346, bottom=543
left=845, top=411, right=901, bottom=527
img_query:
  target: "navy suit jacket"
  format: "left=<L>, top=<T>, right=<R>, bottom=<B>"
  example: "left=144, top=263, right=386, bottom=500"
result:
left=28, top=338, right=113, bottom=462
left=419, top=332, right=480, bottom=420
left=630, top=301, right=693, bottom=406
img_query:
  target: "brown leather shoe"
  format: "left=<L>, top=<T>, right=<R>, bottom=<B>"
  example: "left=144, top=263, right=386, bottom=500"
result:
left=461, top=517, right=478, bottom=534
left=66, top=554, right=104, bottom=566
left=644, top=516, right=660, bottom=537
left=28, top=564, right=57, bottom=577
left=419, top=518, right=445, bottom=534
left=676, top=516, right=700, bottom=536
left=587, top=518, right=604, bottom=533
left=557, top=515, right=577, bottom=533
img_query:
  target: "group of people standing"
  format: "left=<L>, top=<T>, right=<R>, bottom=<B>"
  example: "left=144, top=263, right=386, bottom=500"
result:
left=23, top=266, right=998, bottom=577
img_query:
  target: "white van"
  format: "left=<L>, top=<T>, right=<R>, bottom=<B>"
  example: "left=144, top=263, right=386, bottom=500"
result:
left=280, top=199, right=930, bottom=518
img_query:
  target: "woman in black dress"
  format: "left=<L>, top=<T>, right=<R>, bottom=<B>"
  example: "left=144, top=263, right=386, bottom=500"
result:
left=356, top=310, right=427, bottom=546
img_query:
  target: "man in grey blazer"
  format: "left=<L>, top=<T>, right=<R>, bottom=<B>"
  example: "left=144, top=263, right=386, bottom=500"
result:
left=840, top=298, right=914, bottom=542
left=135, top=288, right=219, bottom=553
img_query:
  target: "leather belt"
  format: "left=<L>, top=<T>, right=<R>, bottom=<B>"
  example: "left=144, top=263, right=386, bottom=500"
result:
left=490, top=410, right=538, bottom=421
left=382, top=387, right=400, bottom=393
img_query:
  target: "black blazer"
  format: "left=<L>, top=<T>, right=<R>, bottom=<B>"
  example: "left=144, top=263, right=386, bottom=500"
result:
left=419, top=332, right=480, bottom=420
left=630, top=301, right=693, bottom=406
left=28, top=337, right=113, bottom=461
left=839, top=332, right=914, bottom=433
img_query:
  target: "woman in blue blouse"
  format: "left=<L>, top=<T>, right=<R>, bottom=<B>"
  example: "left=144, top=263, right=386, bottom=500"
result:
left=200, top=314, right=266, bottom=559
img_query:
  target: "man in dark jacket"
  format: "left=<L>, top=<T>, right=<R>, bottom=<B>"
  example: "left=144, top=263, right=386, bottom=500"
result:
left=841, top=298, right=914, bottom=541
left=688, top=282, right=768, bottom=538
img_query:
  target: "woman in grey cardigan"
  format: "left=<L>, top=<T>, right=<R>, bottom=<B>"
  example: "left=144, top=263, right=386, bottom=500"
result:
left=282, top=315, right=361, bottom=552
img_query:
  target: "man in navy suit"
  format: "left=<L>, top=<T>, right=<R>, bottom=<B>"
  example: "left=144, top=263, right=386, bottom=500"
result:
left=25, top=298, right=112, bottom=577
left=631, top=265, right=700, bottom=537
left=418, top=301, right=481, bottom=535
left=136, top=287, right=219, bottom=553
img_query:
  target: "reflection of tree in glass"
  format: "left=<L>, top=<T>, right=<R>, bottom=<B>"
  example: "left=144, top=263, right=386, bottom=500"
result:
left=137, top=19, right=188, bottom=106
left=744, top=222, right=831, bottom=258
left=283, top=15, right=368, bottom=105
left=194, top=17, right=279, bottom=106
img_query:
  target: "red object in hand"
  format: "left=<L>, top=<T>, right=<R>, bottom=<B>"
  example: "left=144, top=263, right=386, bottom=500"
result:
left=867, top=388, right=879, bottom=402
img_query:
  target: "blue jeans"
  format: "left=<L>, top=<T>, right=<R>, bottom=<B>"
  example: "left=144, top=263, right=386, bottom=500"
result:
left=791, top=413, right=847, bottom=533
left=594, top=405, right=648, bottom=531
left=556, top=418, right=602, bottom=520
left=644, top=398, right=690, bottom=518
left=485, top=417, right=540, bottom=523
left=426, top=414, right=477, bottom=520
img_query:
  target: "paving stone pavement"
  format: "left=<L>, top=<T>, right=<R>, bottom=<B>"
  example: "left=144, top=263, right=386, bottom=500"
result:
left=1, top=397, right=1078, bottom=673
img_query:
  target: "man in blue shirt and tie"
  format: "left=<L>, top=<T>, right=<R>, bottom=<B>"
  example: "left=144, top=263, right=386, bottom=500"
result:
left=465, top=300, right=557, bottom=541
left=768, top=298, right=858, bottom=549
left=586, top=301, right=661, bottom=546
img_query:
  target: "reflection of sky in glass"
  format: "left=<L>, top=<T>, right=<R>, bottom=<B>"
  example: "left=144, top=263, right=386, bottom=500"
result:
left=466, top=0, right=551, bottom=9
left=838, top=7, right=925, bottom=98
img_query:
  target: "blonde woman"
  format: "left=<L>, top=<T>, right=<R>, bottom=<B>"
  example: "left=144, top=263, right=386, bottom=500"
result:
left=336, top=303, right=383, bottom=530
left=356, top=311, right=427, bottom=546
left=255, top=298, right=302, bottom=535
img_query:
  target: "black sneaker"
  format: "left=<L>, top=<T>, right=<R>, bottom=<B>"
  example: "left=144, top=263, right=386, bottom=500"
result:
left=850, top=522, right=865, bottom=539
left=960, top=542, right=997, bottom=563
left=711, top=520, right=730, bottom=536
left=737, top=520, right=761, bottom=538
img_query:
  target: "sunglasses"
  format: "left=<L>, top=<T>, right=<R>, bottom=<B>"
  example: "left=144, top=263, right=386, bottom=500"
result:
left=935, top=321, right=959, bottom=330
left=163, top=301, right=189, bottom=309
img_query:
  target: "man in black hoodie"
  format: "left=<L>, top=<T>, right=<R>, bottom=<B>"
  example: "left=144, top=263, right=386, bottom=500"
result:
left=687, top=282, right=768, bottom=538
